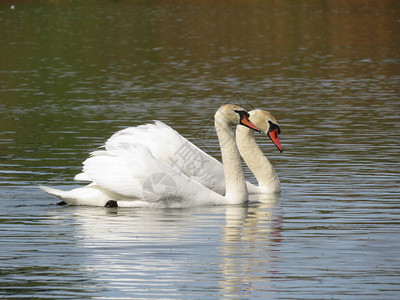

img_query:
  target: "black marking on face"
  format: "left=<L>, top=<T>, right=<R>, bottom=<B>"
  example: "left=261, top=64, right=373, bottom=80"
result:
left=268, top=121, right=281, bottom=134
left=234, top=109, right=250, bottom=120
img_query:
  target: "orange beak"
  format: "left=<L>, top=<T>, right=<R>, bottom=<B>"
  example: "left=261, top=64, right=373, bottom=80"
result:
left=240, top=115, right=261, bottom=132
left=268, top=129, right=283, bottom=153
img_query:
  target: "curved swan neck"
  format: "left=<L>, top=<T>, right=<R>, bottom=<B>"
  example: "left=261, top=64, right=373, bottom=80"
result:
left=214, top=119, right=248, bottom=204
left=236, top=126, right=281, bottom=192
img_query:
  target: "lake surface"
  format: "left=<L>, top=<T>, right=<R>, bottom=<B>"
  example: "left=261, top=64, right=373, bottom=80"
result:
left=1, top=1, right=400, bottom=299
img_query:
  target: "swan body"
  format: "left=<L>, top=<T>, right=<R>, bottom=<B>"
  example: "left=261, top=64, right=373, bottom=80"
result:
left=42, top=144, right=225, bottom=208
left=40, top=104, right=261, bottom=207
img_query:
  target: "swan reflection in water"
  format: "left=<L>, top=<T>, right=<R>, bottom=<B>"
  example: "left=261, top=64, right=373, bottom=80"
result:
left=219, top=193, right=281, bottom=297
left=58, top=192, right=281, bottom=297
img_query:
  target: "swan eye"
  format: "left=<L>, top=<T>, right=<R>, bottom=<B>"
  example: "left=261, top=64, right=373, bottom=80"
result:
left=268, top=121, right=281, bottom=134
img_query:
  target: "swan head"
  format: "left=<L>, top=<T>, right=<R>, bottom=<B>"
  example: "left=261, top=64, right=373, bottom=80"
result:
left=215, top=104, right=261, bottom=132
left=249, top=109, right=283, bottom=153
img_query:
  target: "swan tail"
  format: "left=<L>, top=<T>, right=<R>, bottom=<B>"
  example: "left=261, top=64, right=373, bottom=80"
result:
left=39, top=185, right=118, bottom=206
left=39, top=185, right=81, bottom=205
left=39, top=185, right=66, bottom=199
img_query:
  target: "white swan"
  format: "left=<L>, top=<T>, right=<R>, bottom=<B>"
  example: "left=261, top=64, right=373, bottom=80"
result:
left=40, top=104, right=261, bottom=208
left=74, top=109, right=282, bottom=194
left=237, top=109, right=282, bottom=194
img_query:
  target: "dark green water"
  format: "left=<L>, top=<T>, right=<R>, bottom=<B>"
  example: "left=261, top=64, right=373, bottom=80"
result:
left=1, top=1, right=400, bottom=299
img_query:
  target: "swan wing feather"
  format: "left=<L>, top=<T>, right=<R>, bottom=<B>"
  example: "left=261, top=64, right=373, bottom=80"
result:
left=104, top=121, right=226, bottom=193
left=82, top=144, right=154, bottom=198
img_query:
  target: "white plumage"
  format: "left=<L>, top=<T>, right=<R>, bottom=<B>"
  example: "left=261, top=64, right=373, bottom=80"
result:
left=41, top=105, right=281, bottom=208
